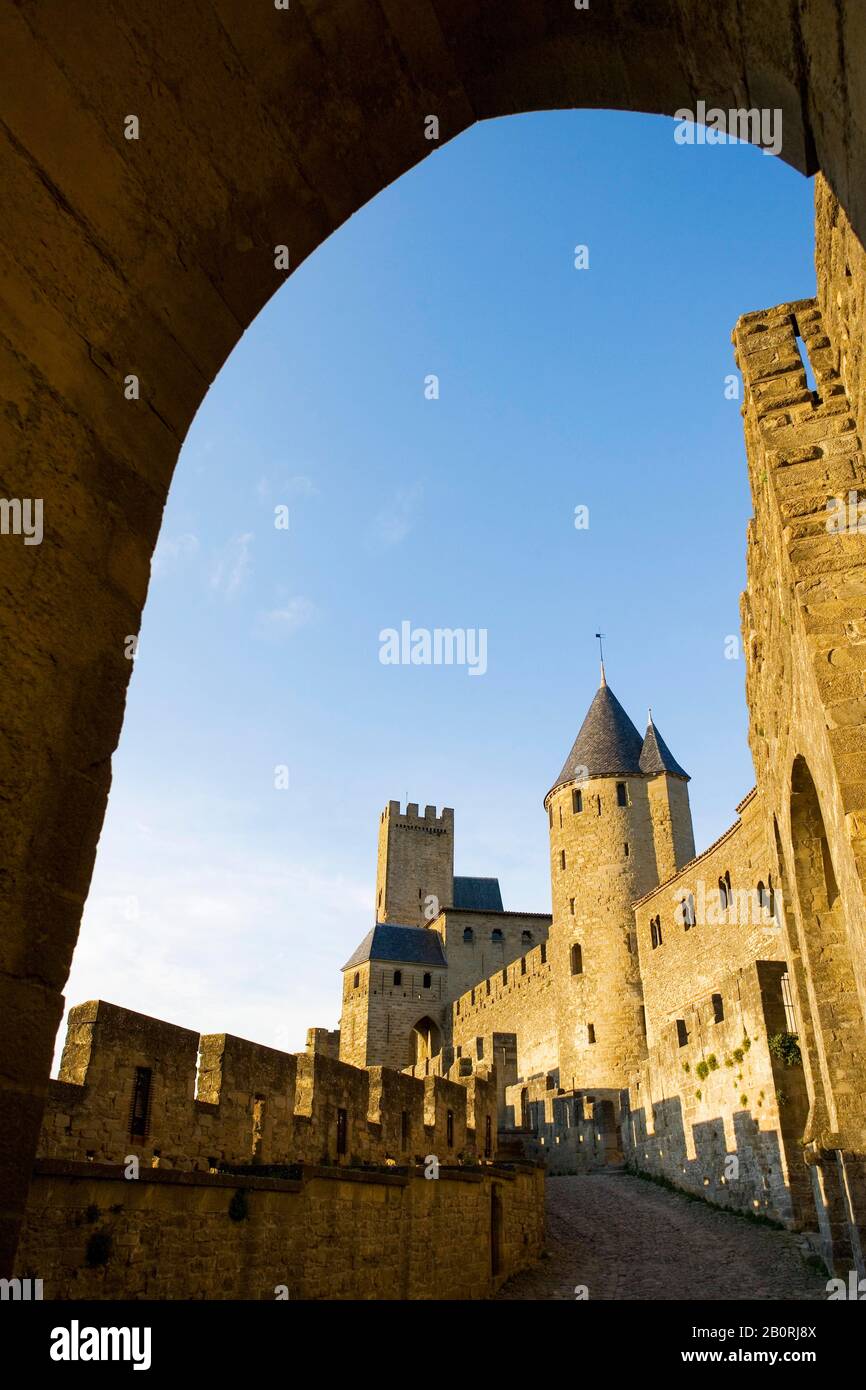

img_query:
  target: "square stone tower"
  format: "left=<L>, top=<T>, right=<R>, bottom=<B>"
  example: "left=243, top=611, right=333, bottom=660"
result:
left=375, top=801, right=454, bottom=926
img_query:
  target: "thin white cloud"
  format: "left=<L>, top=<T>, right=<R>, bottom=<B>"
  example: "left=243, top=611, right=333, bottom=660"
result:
left=255, top=596, right=318, bottom=639
left=210, top=532, right=253, bottom=598
left=367, top=484, right=422, bottom=550
left=152, top=532, right=200, bottom=577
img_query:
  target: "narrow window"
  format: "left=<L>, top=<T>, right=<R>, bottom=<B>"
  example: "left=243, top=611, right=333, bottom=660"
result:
left=624, top=842, right=629, bottom=857
left=616, top=782, right=627, bottom=807
left=684, top=893, right=696, bottom=929
left=570, top=942, right=583, bottom=975
left=521, top=929, right=532, bottom=944
left=548, top=805, right=553, bottom=827
left=401, top=1109, right=409, bottom=1151
left=353, top=971, right=360, bottom=988
left=676, top=1019, right=688, bottom=1047
left=463, top=926, right=474, bottom=943
left=393, top=969, right=402, bottom=987
left=486, top=977, right=491, bottom=995
left=446, top=1109, right=454, bottom=1147
left=130, top=1066, right=152, bottom=1139
left=491, top=927, right=503, bottom=943
left=540, top=943, right=547, bottom=964
left=781, top=972, right=797, bottom=1033
left=712, top=993, right=724, bottom=1023
left=656, top=915, right=663, bottom=946
left=597, top=795, right=602, bottom=815
left=718, top=877, right=728, bottom=914
left=252, top=1094, right=265, bottom=1159
left=560, top=849, right=566, bottom=871
left=501, top=967, right=507, bottom=985
left=757, top=880, right=766, bottom=914
left=520, top=957, right=527, bottom=976
left=485, top=1114, right=492, bottom=1158
left=336, top=1107, right=348, bottom=1156
left=587, top=1024, right=596, bottom=1045
left=573, top=788, right=583, bottom=813
left=569, top=897, right=575, bottom=915
left=768, top=874, right=776, bottom=920
left=559, top=806, right=563, bottom=827
left=423, top=971, right=431, bottom=989
left=651, top=920, right=658, bottom=950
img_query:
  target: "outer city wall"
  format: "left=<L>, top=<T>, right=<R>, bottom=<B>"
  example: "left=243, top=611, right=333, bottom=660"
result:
left=19, top=1000, right=544, bottom=1298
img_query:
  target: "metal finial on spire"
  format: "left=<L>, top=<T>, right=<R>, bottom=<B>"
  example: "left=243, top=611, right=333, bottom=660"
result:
left=648, top=706, right=652, bottom=724
left=595, top=631, right=606, bottom=686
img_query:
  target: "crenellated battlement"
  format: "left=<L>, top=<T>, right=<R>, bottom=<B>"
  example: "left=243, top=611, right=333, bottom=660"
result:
left=38, top=1001, right=498, bottom=1172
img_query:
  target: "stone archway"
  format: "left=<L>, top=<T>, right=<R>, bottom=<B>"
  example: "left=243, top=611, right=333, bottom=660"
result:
left=1, top=1, right=865, bottom=1274
left=410, top=1016, right=442, bottom=1067
left=789, top=756, right=866, bottom=1146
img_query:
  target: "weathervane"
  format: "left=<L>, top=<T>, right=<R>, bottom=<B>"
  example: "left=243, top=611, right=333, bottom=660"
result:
left=595, top=631, right=606, bottom=686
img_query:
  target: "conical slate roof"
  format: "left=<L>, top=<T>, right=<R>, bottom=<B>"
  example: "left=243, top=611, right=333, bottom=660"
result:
left=640, top=716, right=689, bottom=780
left=548, top=674, right=644, bottom=796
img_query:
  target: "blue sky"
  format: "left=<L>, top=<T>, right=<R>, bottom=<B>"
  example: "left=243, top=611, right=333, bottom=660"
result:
left=60, top=109, right=815, bottom=1063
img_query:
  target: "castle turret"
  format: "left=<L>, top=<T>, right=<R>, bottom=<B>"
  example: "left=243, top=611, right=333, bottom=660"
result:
left=544, top=669, right=656, bottom=1089
left=640, top=713, right=695, bottom=882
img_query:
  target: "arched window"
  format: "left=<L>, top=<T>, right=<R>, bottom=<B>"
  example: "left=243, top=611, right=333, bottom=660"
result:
left=757, top=880, right=766, bottom=915
left=683, top=893, right=696, bottom=930
left=616, top=781, right=627, bottom=807
left=570, top=942, right=583, bottom=975
left=353, top=971, right=360, bottom=988
left=463, top=926, right=474, bottom=943
left=423, top=971, right=431, bottom=989
left=573, top=788, right=583, bottom=813
left=491, top=927, right=503, bottom=943
left=718, top=876, right=729, bottom=914
left=651, top=919, right=658, bottom=950
left=521, top=929, right=533, bottom=944
left=393, top=969, right=402, bottom=987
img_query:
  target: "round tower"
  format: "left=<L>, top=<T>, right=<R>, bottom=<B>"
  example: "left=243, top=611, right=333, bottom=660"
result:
left=544, top=666, right=658, bottom=1090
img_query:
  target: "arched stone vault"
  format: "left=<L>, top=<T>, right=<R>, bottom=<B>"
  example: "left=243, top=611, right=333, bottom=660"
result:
left=0, top=0, right=864, bottom=1273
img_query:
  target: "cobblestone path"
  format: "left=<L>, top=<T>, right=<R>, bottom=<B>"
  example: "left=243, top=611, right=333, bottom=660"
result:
left=496, top=1173, right=828, bottom=1301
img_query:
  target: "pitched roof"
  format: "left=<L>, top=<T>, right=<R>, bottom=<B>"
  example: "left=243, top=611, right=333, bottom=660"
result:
left=548, top=680, right=644, bottom=795
left=342, top=922, right=447, bottom=972
left=452, top=876, right=503, bottom=911
left=639, top=716, right=689, bottom=780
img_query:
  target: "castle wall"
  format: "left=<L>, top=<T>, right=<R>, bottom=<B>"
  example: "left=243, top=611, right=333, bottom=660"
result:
left=375, top=802, right=454, bottom=926
left=623, top=961, right=811, bottom=1229
left=39, top=1001, right=497, bottom=1173
left=431, top=909, right=551, bottom=1004
left=15, top=1157, right=544, bottom=1300
left=450, top=943, right=558, bottom=1082
left=634, top=790, right=784, bottom=1047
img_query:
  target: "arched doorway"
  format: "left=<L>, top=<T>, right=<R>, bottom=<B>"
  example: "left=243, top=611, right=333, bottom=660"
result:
left=789, top=756, right=866, bottom=1143
left=409, top=1016, right=442, bottom=1067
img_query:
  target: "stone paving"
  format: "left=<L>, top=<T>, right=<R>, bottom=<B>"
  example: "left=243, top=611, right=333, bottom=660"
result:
left=496, top=1173, right=829, bottom=1301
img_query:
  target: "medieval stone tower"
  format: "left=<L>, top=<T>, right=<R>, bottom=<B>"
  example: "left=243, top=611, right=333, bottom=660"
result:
left=544, top=666, right=694, bottom=1090
left=375, top=801, right=454, bottom=927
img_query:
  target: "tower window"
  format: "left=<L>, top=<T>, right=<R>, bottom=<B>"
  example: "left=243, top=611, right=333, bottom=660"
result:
left=393, top=969, right=402, bottom=986
left=548, top=805, right=553, bottom=827
left=682, top=893, right=696, bottom=930
left=130, top=1066, right=152, bottom=1139
left=676, top=1019, right=688, bottom=1047
left=463, top=926, right=474, bottom=943
left=559, top=806, right=563, bottom=827
left=560, top=849, right=566, bottom=871
left=570, top=942, right=583, bottom=975
left=353, top=971, right=360, bottom=989
left=650, top=915, right=662, bottom=949
left=423, top=972, right=431, bottom=989
left=616, top=782, right=627, bottom=807
left=624, top=842, right=629, bottom=857
left=520, top=957, right=527, bottom=976
left=521, top=929, right=533, bottom=944
left=569, top=897, right=575, bottom=915
left=597, top=795, right=602, bottom=815
left=587, top=1024, right=596, bottom=1045
left=573, top=788, right=583, bottom=813
left=712, top=993, right=724, bottom=1023
left=491, top=928, right=503, bottom=943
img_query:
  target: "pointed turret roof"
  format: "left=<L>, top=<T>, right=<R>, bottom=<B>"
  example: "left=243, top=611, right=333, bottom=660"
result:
left=639, top=714, right=689, bottom=780
left=547, top=676, right=644, bottom=797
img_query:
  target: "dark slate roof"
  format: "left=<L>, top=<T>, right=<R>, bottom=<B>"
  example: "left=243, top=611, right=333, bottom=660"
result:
left=640, top=717, right=689, bottom=780
left=452, top=876, right=503, bottom=912
left=342, top=922, right=447, bottom=971
left=548, top=681, right=644, bottom=794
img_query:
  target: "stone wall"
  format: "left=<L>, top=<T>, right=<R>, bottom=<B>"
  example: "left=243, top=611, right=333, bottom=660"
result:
left=15, top=1157, right=544, bottom=1301
left=431, top=908, right=551, bottom=1004
left=623, top=960, right=811, bottom=1228
left=39, top=1000, right=497, bottom=1172
left=450, top=942, right=558, bottom=1081
left=339, top=956, right=448, bottom=1070
left=634, top=789, right=784, bottom=1047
